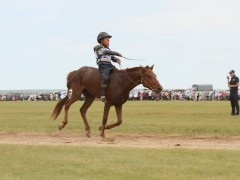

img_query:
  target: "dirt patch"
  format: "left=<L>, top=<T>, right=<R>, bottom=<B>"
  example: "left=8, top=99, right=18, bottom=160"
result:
left=1, top=132, right=240, bottom=150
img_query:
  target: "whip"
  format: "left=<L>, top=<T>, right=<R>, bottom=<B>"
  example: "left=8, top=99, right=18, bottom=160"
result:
left=121, top=56, right=145, bottom=61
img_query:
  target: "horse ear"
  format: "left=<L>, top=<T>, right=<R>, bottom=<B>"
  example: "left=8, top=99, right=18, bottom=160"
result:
left=145, top=65, right=149, bottom=69
left=150, top=64, right=154, bottom=70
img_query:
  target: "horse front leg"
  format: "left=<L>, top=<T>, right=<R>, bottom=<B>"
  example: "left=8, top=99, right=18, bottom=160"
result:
left=100, top=103, right=111, bottom=138
left=105, top=105, right=122, bottom=130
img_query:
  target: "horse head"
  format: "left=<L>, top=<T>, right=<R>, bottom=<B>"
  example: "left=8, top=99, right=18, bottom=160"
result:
left=140, top=65, right=163, bottom=94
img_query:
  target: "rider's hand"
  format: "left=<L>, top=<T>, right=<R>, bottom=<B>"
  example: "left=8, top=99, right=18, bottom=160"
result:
left=117, top=59, right=121, bottom=65
left=118, top=53, right=122, bottom=57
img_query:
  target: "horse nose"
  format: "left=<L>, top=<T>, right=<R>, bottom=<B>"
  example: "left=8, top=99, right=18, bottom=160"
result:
left=159, top=85, right=163, bottom=92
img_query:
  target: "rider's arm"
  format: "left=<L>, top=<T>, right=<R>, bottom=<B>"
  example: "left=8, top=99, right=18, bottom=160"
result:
left=94, top=45, right=121, bottom=58
left=111, top=56, right=119, bottom=62
left=103, top=49, right=121, bottom=56
left=112, top=56, right=121, bottom=65
left=97, top=45, right=121, bottom=56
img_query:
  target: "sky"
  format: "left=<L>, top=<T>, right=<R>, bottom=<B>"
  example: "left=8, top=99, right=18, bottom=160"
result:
left=0, top=0, right=239, bottom=90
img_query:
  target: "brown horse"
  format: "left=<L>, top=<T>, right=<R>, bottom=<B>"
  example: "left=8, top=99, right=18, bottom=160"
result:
left=51, top=65, right=163, bottom=138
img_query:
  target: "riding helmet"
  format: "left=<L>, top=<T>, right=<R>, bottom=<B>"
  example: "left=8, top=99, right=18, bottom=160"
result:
left=97, top=32, right=112, bottom=43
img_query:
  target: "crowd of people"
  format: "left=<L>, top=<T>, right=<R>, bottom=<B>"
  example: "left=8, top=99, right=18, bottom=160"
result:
left=129, top=89, right=239, bottom=101
left=0, top=92, right=60, bottom=101
left=0, top=91, right=62, bottom=101
left=1, top=89, right=236, bottom=102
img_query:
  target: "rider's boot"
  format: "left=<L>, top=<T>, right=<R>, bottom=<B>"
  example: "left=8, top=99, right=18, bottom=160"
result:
left=100, top=85, right=107, bottom=103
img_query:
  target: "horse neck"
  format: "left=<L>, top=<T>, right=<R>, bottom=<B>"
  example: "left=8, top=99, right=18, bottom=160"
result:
left=119, top=68, right=142, bottom=93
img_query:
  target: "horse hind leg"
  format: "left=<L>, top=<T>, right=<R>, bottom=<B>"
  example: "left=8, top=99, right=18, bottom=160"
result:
left=80, top=91, right=95, bottom=138
left=58, top=89, right=82, bottom=130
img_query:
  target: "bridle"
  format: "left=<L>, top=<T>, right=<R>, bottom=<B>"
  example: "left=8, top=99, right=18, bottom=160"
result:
left=120, top=65, right=159, bottom=91
left=140, top=73, right=159, bottom=91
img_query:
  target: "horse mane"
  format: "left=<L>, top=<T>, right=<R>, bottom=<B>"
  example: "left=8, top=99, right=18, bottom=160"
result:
left=114, top=65, right=153, bottom=73
left=114, top=66, right=142, bottom=73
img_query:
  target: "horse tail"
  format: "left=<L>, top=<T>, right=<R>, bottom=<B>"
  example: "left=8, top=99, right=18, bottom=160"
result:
left=51, top=70, right=76, bottom=120
left=51, top=92, right=69, bottom=120
left=67, top=70, right=76, bottom=89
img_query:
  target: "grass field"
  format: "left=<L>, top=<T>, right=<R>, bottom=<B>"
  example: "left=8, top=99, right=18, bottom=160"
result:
left=1, top=144, right=240, bottom=180
left=0, top=101, right=240, bottom=179
left=0, top=101, right=239, bottom=136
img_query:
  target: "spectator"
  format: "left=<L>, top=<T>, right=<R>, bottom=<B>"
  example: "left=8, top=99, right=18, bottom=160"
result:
left=227, top=70, right=239, bottom=115
left=196, top=91, right=200, bottom=101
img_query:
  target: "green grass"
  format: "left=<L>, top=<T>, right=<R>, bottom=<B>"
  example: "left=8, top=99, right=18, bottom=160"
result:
left=1, top=101, right=240, bottom=179
left=0, top=101, right=239, bottom=136
left=0, top=144, right=240, bottom=180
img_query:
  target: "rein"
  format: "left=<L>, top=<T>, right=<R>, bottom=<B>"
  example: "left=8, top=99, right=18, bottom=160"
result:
left=119, top=65, right=142, bottom=86
left=119, top=65, right=159, bottom=91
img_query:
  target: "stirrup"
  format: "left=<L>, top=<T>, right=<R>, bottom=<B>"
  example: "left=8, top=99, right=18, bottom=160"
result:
left=100, top=96, right=107, bottom=103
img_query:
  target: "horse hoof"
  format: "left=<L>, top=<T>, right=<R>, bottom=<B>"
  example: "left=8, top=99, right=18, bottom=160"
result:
left=100, top=133, right=105, bottom=139
left=58, top=123, right=64, bottom=130
left=85, top=129, right=91, bottom=138
left=102, top=137, right=115, bottom=143
left=86, top=134, right=91, bottom=138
